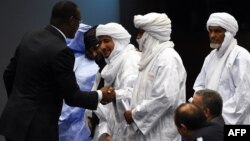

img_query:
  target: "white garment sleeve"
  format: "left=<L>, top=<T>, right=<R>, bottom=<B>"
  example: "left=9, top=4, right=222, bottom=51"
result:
left=97, top=120, right=110, bottom=140
left=97, top=90, right=102, bottom=103
left=132, top=62, right=185, bottom=135
left=94, top=103, right=112, bottom=139
left=114, top=54, right=140, bottom=120
left=115, top=55, right=140, bottom=100
left=222, top=55, right=250, bottom=124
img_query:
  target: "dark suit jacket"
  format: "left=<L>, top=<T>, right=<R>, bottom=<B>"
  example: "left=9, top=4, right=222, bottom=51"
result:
left=192, top=122, right=224, bottom=141
left=0, top=25, right=99, bottom=141
left=211, top=115, right=225, bottom=127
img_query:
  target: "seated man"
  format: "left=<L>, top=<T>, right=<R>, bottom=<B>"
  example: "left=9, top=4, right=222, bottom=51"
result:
left=174, top=103, right=223, bottom=141
left=191, top=89, right=225, bottom=127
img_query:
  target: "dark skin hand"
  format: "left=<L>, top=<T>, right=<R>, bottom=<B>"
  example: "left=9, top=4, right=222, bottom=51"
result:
left=100, top=86, right=115, bottom=105
left=124, top=110, right=134, bottom=124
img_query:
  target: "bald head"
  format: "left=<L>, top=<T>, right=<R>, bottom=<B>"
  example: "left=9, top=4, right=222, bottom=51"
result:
left=174, top=103, right=206, bottom=130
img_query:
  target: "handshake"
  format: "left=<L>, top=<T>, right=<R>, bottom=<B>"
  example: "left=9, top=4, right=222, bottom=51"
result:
left=100, top=86, right=116, bottom=105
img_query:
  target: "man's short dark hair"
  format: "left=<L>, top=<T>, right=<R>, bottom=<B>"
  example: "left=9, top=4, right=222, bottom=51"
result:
left=84, top=25, right=98, bottom=60
left=50, top=0, right=79, bottom=24
left=84, top=25, right=98, bottom=51
left=195, top=89, right=223, bottom=118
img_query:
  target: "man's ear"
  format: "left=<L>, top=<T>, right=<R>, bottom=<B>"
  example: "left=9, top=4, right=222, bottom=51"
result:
left=178, top=123, right=188, bottom=134
left=180, top=123, right=187, bottom=130
left=203, top=107, right=211, bottom=120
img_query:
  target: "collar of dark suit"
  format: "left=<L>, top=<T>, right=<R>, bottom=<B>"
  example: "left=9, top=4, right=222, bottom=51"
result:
left=45, top=25, right=66, bottom=42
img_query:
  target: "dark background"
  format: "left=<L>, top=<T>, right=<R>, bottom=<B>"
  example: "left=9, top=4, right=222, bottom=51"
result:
left=120, top=0, right=250, bottom=99
left=0, top=0, right=120, bottom=140
left=1, top=0, right=250, bottom=140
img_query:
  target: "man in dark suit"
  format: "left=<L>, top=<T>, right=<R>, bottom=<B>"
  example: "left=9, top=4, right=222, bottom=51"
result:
left=191, top=89, right=225, bottom=127
left=174, top=103, right=223, bottom=141
left=0, top=1, right=114, bottom=141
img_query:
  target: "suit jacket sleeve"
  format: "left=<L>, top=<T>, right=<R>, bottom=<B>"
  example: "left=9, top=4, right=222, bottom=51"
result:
left=3, top=47, right=19, bottom=97
left=53, top=48, right=99, bottom=110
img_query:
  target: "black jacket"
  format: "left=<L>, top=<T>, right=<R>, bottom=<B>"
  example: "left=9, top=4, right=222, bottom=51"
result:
left=0, top=25, right=99, bottom=141
left=192, top=122, right=224, bottom=141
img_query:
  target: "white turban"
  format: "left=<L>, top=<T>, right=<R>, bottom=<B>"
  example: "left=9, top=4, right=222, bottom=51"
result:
left=134, top=12, right=171, bottom=42
left=96, top=22, right=131, bottom=45
left=206, top=12, right=238, bottom=36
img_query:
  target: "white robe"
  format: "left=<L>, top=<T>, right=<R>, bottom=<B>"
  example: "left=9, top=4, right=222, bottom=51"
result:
left=193, top=45, right=250, bottom=124
left=86, top=45, right=141, bottom=141
left=102, top=46, right=141, bottom=141
left=128, top=47, right=186, bottom=141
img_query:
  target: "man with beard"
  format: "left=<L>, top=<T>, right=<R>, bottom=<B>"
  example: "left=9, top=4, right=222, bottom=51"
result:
left=193, top=12, right=250, bottom=125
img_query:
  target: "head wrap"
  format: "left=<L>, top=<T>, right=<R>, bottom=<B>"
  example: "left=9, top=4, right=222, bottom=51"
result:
left=134, top=12, right=171, bottom=41
left=206, top=12, right=238, bottom=36
left=66, top=23, right=91, bottom=54
left=96, top=23, right=136, bottom=85
left=84, top=25, right=98, bottom=51
left=96, top=22, right=131, bottom=45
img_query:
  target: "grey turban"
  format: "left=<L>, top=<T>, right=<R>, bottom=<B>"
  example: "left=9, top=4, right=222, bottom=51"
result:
left=134, top=12, right=172, bottom=42
left=206, top=12, right=238, bottom=36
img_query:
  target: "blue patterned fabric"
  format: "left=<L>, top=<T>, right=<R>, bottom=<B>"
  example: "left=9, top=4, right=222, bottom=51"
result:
left=59, top=23, right=99, bottom=141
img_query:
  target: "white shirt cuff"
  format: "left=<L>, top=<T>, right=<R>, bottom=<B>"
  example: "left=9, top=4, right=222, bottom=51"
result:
left=97, top=90, right=102, bottom=102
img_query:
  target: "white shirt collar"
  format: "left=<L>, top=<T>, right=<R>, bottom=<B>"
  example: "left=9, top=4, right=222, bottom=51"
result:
left=50, top=25, right=66, bottom=40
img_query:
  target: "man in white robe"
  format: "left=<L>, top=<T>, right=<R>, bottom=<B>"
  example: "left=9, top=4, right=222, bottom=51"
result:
left=93, top=23, right=141, bottom=140
left=124, top=12, right=186, bottom=141
left=193, top=12, right=250, bottom=124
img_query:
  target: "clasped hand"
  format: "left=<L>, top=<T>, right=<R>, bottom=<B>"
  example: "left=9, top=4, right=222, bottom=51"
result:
left=100, top=86, right=115, bottom=105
